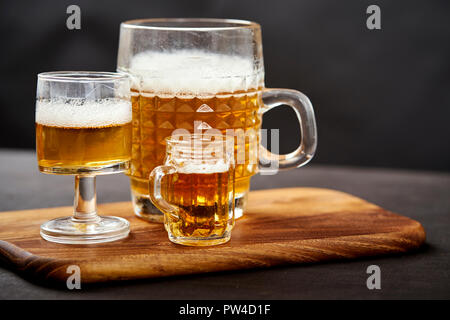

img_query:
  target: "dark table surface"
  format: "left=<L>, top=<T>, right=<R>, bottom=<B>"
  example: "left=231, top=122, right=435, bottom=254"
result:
left=0, top=149, right=449, bottom=299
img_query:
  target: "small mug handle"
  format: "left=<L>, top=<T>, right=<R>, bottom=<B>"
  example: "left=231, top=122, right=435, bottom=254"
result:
left=149, top=165, right=178, bottom=216
left=259, top=88, right=318, bottom=173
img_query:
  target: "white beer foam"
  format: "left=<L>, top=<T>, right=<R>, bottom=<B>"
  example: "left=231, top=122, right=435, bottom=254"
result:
left=36, top=99, right=132, bottom=128
left=178, top=161, right=230, bottom=174
left=127, top=50, right=263, bottom=96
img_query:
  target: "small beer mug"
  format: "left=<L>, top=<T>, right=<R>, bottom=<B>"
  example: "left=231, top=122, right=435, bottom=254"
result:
left=149, top=134, right=235, bottom=246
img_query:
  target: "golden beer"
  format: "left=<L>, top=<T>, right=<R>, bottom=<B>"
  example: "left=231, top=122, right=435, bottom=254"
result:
left=119, top=49, right=264, bottom=221
left=36, top=123, right=132, bottom=170
left=129, top=90, right=261, bottom=196
left=162, top=169, right=234, bottom=240
left=36, top=99, right=132, bottom=173
left=149, top=133, right=235, bottom=246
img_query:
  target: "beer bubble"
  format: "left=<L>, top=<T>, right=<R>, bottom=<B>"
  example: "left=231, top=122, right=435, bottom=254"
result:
left=35, top=99, right=132, bottom=128
left=178, top=161, right=230, bottom=174
left=125, top=50, right=263, bottom=96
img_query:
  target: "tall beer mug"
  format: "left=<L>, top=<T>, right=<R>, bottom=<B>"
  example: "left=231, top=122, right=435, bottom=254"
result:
left=117, top=18, right=317, bottom=222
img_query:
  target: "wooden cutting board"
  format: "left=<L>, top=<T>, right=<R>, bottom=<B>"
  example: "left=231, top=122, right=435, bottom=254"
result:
left=0, top=188, right=425, bottom=285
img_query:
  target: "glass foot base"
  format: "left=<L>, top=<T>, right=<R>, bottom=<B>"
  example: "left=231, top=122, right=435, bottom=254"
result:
left=40, top=216, right=130, bottom=244
left=132, top=192, right=247, bottom=223
left=168, top=232, right=231, bottom=246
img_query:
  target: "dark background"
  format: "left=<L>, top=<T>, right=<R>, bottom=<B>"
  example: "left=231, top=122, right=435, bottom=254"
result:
left=1, top=0, right=449, bottom=171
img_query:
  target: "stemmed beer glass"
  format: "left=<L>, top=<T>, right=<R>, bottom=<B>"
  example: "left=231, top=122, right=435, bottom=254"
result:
left=36, top=72, right=132, bottom=244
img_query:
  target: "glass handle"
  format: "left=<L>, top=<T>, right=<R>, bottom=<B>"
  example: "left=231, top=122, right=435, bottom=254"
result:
left=259, top=88, right=318, bottom=172
left=149, top=165, right=178, bottom=216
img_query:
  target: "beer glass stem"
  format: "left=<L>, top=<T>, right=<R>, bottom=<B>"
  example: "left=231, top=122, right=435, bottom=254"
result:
left=73, top=175, right=100, bottom=223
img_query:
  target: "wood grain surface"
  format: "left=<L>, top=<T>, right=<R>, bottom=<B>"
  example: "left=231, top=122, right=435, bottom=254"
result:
left=0, top=188, right=425, bottom=285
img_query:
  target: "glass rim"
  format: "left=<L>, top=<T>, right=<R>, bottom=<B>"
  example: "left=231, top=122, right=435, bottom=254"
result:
left=38, top=71, right=129, bottom=82
left=120, top=18, right=260, bottom=31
